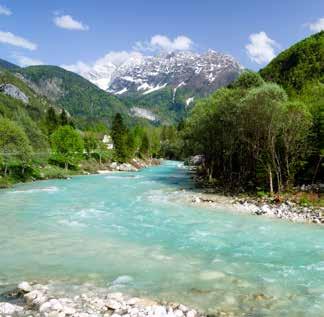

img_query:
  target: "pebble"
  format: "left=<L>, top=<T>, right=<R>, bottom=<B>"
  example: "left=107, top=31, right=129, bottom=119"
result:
left=2, top=282, right=206, bottom=317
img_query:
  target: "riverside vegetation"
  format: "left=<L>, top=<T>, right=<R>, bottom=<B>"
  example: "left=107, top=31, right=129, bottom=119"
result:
left=163, top=32, right=324, bottom=208
left=0, top=109, right=164, bottom=188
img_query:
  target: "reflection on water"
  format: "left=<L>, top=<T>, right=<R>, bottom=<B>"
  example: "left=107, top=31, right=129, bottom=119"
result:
left=0, top=161, right=324, bottom=316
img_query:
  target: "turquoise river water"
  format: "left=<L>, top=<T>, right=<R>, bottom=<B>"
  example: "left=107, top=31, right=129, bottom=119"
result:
left=0, top=161, right=324, bottom=316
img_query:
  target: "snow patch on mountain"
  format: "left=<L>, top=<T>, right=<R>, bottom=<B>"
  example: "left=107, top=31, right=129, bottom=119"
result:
left=115, top=87, right=128, bottom=95
left=72, top=50, right=242, bottom=97
left=143, top=83, right=167, bottom=95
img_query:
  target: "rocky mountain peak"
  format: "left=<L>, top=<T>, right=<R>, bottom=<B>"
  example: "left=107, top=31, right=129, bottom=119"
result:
left=77, top=49, right=242, bottom=97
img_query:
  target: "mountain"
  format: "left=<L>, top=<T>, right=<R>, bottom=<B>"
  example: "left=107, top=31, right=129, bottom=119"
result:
left=16, top=65, right=128, bottom=127
left=0, top=58, right=20, bottom=71
left=260, top=31, right=324, bottom=94
left=76, top=50, right=242, bottom=123
left=0, top=67, right=57, bottom=151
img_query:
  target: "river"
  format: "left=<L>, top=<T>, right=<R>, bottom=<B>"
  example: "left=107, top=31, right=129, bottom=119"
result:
left=1, top=161, right=324, bottom=316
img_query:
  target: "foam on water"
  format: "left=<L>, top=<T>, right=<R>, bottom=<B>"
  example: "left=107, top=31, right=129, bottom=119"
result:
left=8, top=186, right=59, bottom=194
left=0, top=161, right=324, bottom=316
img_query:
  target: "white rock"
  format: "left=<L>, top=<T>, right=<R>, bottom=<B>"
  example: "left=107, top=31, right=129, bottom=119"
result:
left=153, top=306, right=167, bottom=317
left=127, top=297, right=140, bottom=306
left=18, top=281, right=33, bottom=293
left=63, top=306, right=76, bottom=315
left=178, top=305, right=188, bottom=313
left=0, top=302, right=23, bottom=315
left=39, top=299, right=63, bottom=313
left=261, top=205, right=271, bottom=213
left=186, top=310, right=197, bottom=317
left=48, top=311, right=65, bottom=317
left=24, top=290, right=48, bottom=307
left=106, top=299, right=121, bottom=310
left=174, top=309, right=184, bottom=317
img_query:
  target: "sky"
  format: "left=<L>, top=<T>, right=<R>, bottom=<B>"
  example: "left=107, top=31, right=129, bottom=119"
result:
left=0, top=0, right=323, bottom=72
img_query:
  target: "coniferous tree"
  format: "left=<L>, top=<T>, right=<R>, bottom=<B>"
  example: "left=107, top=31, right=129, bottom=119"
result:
left=139, top=133, right=150, bottom=157
left=46, top=107, right=59, bottom=135
left=111, top=113, right=128, bottom=162
left=60, top=109, right=69, bottom=126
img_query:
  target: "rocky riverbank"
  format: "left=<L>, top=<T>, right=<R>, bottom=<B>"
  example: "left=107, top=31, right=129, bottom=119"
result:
left=0, top=282, right=203, bottom=317
left=190, top=192, right=324, bottom=225
left=97, top=158, right=161, bottom=173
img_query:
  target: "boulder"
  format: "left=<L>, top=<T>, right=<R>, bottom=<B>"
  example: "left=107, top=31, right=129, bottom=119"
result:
left=0, top=302, right=24, bottom=315
left=39, top=299, right=63, bottom=313
left=24, top=289, right=48, bottom=307
left=18, top=281, right=33, bottom=293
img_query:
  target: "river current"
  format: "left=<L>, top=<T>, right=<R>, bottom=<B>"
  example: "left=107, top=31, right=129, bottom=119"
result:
left=1, top=161, right=324, bottom=316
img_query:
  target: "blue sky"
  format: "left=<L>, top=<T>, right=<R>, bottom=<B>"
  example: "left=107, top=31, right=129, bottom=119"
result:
left=0, top=0, right=323, bottom=71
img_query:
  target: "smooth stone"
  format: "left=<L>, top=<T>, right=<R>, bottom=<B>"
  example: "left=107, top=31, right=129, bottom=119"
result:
left=18, top=281, right=33, bottom=293
left=174, top=309, right=184, bottom=317
left=153, top=306, right=167, bottom=317
left=178, top=305, right=188, bottom=313
left=111, top=276, right=134, bottom=286
left=39, top=299, right=63, bottom=313
left=127, top=298, right=140, bottom=306
left=186, top=310, right=197, bottom=317
left=24, top=290, right=48, bottom=307
left=0, top=302, right=24, bottom=315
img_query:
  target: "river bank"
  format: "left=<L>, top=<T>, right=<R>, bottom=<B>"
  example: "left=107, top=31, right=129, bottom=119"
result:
left=189, top=191, right=324, bottom=225
left=0, top=158, right=160, bottom=189
left=0, top=281, right=204, bottom=317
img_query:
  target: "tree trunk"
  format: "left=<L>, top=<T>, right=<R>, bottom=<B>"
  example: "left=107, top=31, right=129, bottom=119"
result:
left=268, top=165, right=273, bottom=195
left=312, top=155, right=322, bottom=184
left=4, top=163, right=7, bottom=177
left=65, top=162, right=68, bottom=170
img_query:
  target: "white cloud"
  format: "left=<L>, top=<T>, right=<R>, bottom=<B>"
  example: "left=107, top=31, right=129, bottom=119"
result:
left=0, top=4, right=11, bottom=15
left=15, top=55, right=44, bottom=67
left=308, top=18, right=324, bottom=33
left=0, top=31, right=37, bottom=50
left=245, top=31, right=277, bottom=65
left=134, top=34, right=193, bottom=52
left=53, top=15, right=89, bottom=31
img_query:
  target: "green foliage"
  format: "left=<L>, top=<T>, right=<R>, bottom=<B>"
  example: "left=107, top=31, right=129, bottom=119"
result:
left=139, top=133, right=150, bottom=157
left=83, top=132, right=99, bottom=157
left=50, top=126, right=84, bottom=169
left=111, top=113, right=129, bottom=162
left=260, top=32, right=324, bottom=183
left=19, top=65, right=128, bottom=127
left=0, top=117, right=33, bottom=176
left=260, top=31, right=324, bottom=94
left=0, top=69, right=50, bottom=151
left=230, top=70, right=265, bottom=90
left=182, top=81, right=313, bottom=193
